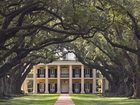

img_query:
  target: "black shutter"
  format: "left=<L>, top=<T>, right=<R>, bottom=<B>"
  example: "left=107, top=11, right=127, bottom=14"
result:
left=55, top=69, right=57, bottom=77
left=72, top=84, right=74, bottom=93
left=79, top=83, right=81, bottom=93
left=37, top=84, right=39, bottom=93
left=44, top=83, right=45, bottom=93
left=84, top=69, right=85, bottom=77
left=72, top=69, right=75, bottom=77
left=90, top=84, right=92, bottom=93
left=48, top=84, right=50, bottom=93
left=39, top=69, right=41, bottom=77
left=37, top=69, right=39, bottom=77
left=48, top=69, right=50, bottom=78
left=43, top=69, right=45, bottom=77
left=55, top=84, right=57, bottom=93
left=90, top=69, right=92, bottom=77
left=80, top=69, right=81, bottom=77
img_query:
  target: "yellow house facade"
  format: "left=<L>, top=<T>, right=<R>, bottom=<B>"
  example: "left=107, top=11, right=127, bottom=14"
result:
left=22, top=60, right=109, bottom=94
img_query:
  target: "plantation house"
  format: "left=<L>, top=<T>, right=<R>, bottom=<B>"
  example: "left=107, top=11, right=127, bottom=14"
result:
left=22, top=60, right=109, bottom=94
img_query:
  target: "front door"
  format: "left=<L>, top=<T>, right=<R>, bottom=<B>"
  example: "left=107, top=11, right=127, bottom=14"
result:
left=61, top=80, right=69, bottom=93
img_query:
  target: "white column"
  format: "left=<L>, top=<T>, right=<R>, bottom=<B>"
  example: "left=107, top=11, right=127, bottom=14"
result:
left=92, top=69, right=96, bottom=93
left=57, top=65, right=61, bottom=93
left=25, top=80, right=28, bottom=93
left=22, top=80, right=28, bottom=93
left=81, top=65, right=85, bottom=93
left=33, top=66, right=37, bottom=93
left=69, top=65, right=73, bottom=93
left=45, top=65, right=49, bottom=93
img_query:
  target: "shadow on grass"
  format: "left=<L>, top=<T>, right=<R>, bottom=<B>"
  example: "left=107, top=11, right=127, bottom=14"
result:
left=0, top=94, right=59, bottom=105
left=71, top=94, right=140, bottom=105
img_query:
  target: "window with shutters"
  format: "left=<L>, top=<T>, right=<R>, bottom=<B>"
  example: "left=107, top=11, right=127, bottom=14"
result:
left=50, top=68, right=56, bottom=78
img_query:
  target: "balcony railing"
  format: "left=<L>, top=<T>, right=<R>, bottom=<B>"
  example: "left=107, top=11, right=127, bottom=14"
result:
left=61, top=73, right=69, bottom=78
left=49, top=74, right=56, bottom=78
left=73, top=74, right=81, bottom=78
left=37, top=74, right=45, bottom=78
left=84, top=73, right=92, bottom=78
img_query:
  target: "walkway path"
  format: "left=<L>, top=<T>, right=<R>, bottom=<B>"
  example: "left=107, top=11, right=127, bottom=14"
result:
left=54, top=94, right=75, bottom=105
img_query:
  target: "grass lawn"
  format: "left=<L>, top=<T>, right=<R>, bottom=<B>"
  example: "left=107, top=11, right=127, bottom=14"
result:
left=0, top=94, right=59, bottom=105
left=71, top=94, right=140, bottom=105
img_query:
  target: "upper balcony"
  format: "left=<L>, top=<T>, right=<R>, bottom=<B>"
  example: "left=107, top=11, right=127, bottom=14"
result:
left=37, top=68, right=45, bottom=78
left=37, top=74, right=45, bottom=78
left=61, top=73, right=69, bottom=78
left=60, top=66, right=69, bottom=78
left=49, top=74, right=57, bottom=78
left=84, top=69, right=93, bottom=78
left=48, top=68, right=57, bottom=78
left=73, top=69, right=81, bottom=78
